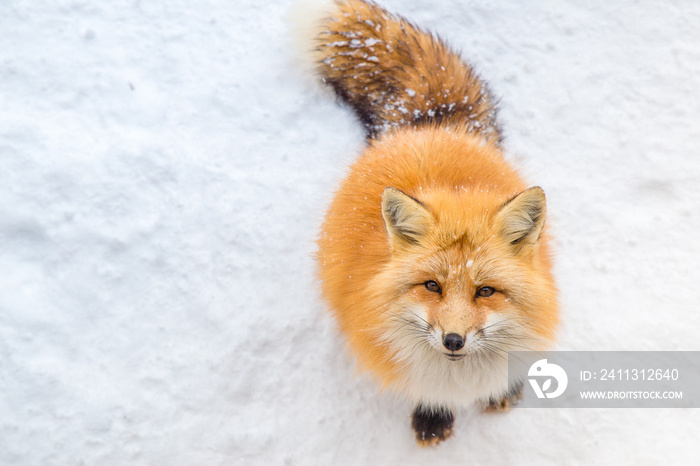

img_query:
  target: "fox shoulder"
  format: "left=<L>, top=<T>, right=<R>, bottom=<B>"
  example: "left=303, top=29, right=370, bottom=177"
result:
left=311, top=0, right=501, bottom=140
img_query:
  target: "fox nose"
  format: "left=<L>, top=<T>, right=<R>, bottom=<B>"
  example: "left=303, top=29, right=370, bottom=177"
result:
left=442, top=333, right=465, bottom=351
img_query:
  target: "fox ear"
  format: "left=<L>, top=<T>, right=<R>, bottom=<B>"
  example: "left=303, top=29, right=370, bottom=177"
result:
left=381, top=188, right=433, bottom=249
left=495, top=187, right=547, bottom=253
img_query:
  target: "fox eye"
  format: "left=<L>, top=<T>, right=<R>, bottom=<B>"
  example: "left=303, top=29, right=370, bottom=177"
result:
left=424, top=280, right=441, bottom=293
left=476, top=286, right=495, bottom=298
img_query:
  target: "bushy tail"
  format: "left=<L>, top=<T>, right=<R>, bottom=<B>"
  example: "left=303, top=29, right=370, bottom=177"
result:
left=314, top=0, right=501, bottom=141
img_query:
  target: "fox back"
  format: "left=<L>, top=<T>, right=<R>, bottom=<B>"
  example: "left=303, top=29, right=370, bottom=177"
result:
left=312, top=0, right=559, bottom=444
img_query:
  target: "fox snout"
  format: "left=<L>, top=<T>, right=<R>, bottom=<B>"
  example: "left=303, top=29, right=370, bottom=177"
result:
left=439, top=332, right=470, bottom=361
left=442, top=333, right=465, bottom=352
left=430, top=325, right=482, bottom=356
left=428, top=303, right=487, bottom=355
left=430, top=318, right=488, bottom=355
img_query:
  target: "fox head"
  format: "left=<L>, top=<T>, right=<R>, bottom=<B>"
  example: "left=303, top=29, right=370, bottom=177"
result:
left=372, top=185, right=557, bottom=369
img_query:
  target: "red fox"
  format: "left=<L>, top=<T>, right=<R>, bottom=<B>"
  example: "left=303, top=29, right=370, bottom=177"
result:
left=312, top=0, right=559, bottom=446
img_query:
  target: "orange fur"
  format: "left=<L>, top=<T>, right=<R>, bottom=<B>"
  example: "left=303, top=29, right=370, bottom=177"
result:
left=312, top=0, right=559, bottom=431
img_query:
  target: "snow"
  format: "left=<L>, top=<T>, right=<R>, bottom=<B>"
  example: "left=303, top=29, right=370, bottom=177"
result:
left=1, top=0, right=699, bottom=464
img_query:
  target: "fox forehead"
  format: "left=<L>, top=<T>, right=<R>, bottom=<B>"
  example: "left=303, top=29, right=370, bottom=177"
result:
left=405, top=241, right=481, bottom=284
left=425, top=187, right=514, bottom=232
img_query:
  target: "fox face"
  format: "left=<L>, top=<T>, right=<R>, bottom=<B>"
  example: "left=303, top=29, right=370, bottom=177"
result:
left=368, top=185, right=557, bottom=405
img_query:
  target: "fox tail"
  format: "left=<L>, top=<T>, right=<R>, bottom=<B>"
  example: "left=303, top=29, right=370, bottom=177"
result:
left=313, top=0, right=501, bottom=141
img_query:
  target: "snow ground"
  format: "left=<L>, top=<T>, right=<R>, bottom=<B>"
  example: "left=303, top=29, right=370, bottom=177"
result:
left=1, top=0, right=699, bottom=464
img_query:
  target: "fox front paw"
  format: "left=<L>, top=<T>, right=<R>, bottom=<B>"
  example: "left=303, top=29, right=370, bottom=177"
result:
left=484, top=382, right=524, bottom=413
left=411, top=405, right=454, bottom=447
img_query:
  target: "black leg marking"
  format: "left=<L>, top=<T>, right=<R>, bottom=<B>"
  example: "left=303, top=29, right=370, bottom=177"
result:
left=411, top=404, right=454, bottom=446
